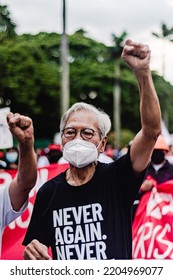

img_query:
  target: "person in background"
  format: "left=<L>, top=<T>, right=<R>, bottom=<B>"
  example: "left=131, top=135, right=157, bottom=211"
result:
left=165, top=143, right=173, bottom=165
left=132, top=134, right=173, bottom=218
left=132, top=135, right=173, bottom=259
left=98, top=144, right=114, bottom=163
left=36, top=148, right=49, bottom=167
left=23, top=39, right=161, bottom=260
left=47, top=144, right=62, bottom=164
left=4, top=147, right=19, bottom=170
left=0, top=112, right=37, bottom=255
left=37, top=144, right=63, bottom=167
left=140, top=135, right=173, bottom=191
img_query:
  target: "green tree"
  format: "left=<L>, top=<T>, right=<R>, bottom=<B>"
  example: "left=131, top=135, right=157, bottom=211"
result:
left=152, top=22, right=173, bottom=128
left=152, top=72, right=173, bottom=133
left=0, top=5, right=16, bottom=38
left=0, top=32, right=61, bottom=139
left=0, top=28, right=173, bottom=146
left=69, top=29, right=114, bottom=111
left=152, top=22, right=173, bottom=76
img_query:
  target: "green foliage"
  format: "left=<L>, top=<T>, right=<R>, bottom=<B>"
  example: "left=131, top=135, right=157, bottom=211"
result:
left=0, top=33, right=61, bottom=138
left=152, top=73, right=173, bottom=131
left=120, top=65, right=141, bottom=131
left=107, top=129, right=135, bottom=148
left=0, top=5, right=16, bottom=38
left=0, top=24, right=173, bottom=144
left=69, top=30, right=114, bottom=116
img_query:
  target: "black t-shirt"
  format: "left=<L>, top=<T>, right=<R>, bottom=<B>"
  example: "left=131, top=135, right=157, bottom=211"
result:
left=23, top=151, right=145, bottom=259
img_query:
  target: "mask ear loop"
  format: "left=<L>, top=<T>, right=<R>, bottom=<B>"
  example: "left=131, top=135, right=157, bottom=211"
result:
left=97, top=136, right=107, bottom=153
left=96, top=140, right=102, bottom=149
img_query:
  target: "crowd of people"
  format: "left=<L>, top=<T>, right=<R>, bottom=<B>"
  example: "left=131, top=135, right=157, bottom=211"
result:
left=0, top=142, right=119, bottom=170
left=1, top=39, right=173, bottom=260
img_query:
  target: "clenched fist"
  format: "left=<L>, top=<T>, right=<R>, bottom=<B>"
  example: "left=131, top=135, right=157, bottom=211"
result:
left=6, top=113, right=34, bottom=146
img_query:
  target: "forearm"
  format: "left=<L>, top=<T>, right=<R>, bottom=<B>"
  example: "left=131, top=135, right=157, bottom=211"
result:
left=7, top=113, right=37, bottom=211
left=122, top=40, right=162, bottom=173
left=9, top=143, right=37, bottom=211
left=17, top=143, right=37, bottom=190
left=136, top=71, right=161, bottom=139
left=130, top=71, right=161, bottom=173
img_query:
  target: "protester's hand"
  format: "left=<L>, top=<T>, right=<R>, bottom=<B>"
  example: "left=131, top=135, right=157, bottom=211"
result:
left=121, top=39, right=151, bottom=76
left=23, top=239, right=52, bottom=260
left=6, top=113, right=34, bottom=146
left=140, top=178, right=156, bottom=192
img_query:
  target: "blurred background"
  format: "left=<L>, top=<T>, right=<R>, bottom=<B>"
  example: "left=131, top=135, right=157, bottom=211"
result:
left=1, top=0, right=173, bottom=150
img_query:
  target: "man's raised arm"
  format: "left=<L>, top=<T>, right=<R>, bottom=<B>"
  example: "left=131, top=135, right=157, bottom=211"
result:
left=121, top=39, right=161, bottom=175
left=7, top=113, right=37, bottom=211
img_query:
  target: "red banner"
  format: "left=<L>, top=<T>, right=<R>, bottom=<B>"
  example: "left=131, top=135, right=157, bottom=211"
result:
left=0, top=163, right=69, bottom=260
left=132, top=180, right=173, bottom=259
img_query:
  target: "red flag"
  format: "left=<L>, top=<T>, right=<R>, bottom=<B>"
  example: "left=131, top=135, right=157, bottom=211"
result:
left=0, top=163, right=69, bottom=259
left=132, top=179, right=173, bottom=259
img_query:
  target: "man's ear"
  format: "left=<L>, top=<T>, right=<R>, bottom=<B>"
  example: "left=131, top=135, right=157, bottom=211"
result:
left=99, top=136, right=107, bottom=153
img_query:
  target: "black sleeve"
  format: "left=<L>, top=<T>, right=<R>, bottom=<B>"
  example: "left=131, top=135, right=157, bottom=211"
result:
left=22, top=189, right=50, bottom=247
left=114, top=148, right=147, bottom=206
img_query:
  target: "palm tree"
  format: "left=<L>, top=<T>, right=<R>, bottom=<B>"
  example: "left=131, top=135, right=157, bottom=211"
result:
left=110, top=31, right=128, bottom=148
left=0, top=5, right=16, bottom=38
left=152, top=23, right=173, bottom=129
left=152, top=22, right=173, bottom=77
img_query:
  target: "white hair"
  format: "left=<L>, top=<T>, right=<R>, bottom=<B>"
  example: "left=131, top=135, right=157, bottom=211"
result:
left=60, top=102, right=111, bottom=138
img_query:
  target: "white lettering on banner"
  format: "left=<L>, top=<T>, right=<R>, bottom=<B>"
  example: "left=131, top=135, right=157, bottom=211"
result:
left=53, top=204, right=107, bottom=259
left=133, top=222, right=173, bottom=259
left=146, top=187, right=173, bottom=219
left=133, top=187, right=173, bottom=259
left=0, top=168, right=49, bottom=190
left=0, top=172, right=12, bottom=188
left=0, top=168, right=49, bottom=230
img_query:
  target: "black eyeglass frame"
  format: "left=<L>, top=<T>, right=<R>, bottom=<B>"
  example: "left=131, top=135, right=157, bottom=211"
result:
left=61, top=127, right=102, bottom=140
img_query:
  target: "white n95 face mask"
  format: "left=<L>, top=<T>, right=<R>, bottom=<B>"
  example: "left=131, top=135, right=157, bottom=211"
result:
left=63, top=138, right=99, bottom=168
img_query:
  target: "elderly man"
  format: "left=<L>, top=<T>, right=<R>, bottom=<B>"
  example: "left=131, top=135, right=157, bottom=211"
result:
left=23, top=39, right=161, bottom=260
left=0, top=113, right=37, bottom=255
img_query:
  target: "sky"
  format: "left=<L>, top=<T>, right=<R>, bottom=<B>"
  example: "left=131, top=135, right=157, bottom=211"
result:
left=2, top=0, right=173, bottom=84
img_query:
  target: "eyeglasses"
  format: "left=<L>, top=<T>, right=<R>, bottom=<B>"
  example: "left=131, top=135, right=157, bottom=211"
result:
left=62, top=127, right=101, bottom=140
